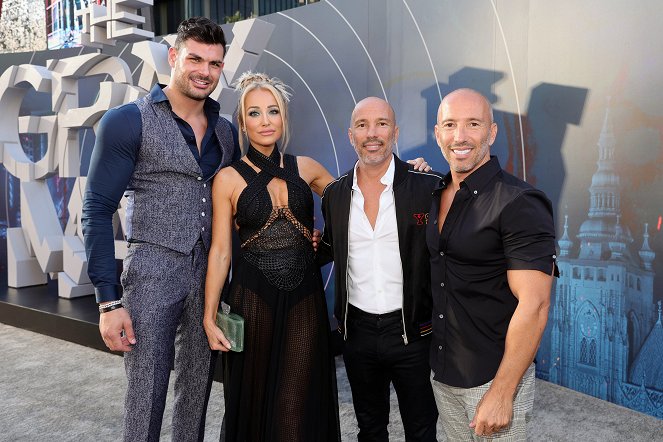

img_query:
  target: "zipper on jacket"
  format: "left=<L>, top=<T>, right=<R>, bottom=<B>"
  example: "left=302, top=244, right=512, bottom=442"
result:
left=344, top=189, right=353, bottom=341
left=394, top=187, right=409, bottom=346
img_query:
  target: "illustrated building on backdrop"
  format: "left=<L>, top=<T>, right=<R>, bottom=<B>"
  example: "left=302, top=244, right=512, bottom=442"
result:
left=548, top=105, right=663, bottom=418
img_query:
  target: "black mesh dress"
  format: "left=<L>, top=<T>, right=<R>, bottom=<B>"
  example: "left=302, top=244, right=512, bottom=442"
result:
left=221, top=146, right=340, bottom=442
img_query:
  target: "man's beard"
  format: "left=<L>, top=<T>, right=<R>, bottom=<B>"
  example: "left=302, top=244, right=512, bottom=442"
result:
left=175, top=73, right=215, bottom=101
left=444, top=139, right=490, bottom=173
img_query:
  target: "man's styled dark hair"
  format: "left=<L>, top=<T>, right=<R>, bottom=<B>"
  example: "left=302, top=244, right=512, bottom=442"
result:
left=174, top=17, right=226, bottom=51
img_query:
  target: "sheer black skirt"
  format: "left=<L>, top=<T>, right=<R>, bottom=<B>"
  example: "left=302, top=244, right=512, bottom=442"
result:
left=221, top=256, right=341, bottom=442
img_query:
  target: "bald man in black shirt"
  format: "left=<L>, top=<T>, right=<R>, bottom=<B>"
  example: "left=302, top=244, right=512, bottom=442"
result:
left=427, top=88, right=557, bottom=440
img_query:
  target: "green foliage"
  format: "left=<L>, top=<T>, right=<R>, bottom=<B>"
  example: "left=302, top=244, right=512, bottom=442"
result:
left=224, top=11, right=244, bottom=24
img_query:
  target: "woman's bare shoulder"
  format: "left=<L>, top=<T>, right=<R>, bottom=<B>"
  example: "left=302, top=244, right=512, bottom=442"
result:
left=213, top=163, right=244, bottom=190
left=218, top=163, right=240, bottom=177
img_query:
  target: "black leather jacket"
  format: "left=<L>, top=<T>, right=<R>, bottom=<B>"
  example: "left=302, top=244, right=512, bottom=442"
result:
left=320, top=155, right=441, bottom=344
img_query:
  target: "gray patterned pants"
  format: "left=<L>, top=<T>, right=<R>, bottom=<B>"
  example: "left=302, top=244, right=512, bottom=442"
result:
left=431, top=363, right=535, bottom=441
left=121, top=241, right=216, bottom=442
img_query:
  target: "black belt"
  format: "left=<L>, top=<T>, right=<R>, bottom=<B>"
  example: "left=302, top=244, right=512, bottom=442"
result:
left=348, top=303, right=401, bottom=320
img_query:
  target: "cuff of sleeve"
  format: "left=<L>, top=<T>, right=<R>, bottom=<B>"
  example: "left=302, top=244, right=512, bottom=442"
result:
left=507, top=256, right=557, bottom=275
left=95, top=286, right=121, bottom=303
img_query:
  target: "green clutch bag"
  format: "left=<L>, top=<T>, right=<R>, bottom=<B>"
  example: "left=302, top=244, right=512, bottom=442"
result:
left=216, top=302, right=244, bottom=352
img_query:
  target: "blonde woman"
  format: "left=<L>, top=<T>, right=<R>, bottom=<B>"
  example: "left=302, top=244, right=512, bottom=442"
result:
left=203, top=72, right=340, bottom=441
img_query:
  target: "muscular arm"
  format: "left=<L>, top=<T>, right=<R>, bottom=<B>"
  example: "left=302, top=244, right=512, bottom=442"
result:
left=82, top=105, right=140, bottom=352
left=203, top=169, right=235, bottom=352
left=82, top=105, right=140, bottom=302
left=471, top=267, right=553, bottom=436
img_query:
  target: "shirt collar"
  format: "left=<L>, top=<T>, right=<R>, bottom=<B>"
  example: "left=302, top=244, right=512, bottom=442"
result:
left=149, top=83, right=221, bottom=116
left=352, top=155, right=396, bottom=190
left=433, top=155, right=502, bottom=195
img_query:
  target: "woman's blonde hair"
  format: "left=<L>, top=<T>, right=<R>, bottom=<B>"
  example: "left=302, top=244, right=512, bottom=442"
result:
left=234, top=72, right=292, bottom=154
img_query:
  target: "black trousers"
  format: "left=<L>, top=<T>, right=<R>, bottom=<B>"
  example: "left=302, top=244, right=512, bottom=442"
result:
left=343, top=304, right=438, bottom=442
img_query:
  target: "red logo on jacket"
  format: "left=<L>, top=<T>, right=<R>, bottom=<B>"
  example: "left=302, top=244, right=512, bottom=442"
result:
left=413, top=213, right=428, bottom=225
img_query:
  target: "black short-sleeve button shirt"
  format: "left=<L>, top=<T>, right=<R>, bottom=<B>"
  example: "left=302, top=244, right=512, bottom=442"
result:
left=427, top=156, right=557, bottom=388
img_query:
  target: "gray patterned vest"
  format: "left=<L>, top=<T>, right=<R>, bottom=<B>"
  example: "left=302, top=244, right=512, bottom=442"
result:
left=126, top=93, right=235, bottom=254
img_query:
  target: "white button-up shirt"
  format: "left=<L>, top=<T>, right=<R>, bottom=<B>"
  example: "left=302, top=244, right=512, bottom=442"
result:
left=347, top=156, right=404, bottom=314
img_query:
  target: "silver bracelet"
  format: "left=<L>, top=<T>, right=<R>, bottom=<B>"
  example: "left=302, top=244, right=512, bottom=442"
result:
left=98, top=299, right=123, bottom=313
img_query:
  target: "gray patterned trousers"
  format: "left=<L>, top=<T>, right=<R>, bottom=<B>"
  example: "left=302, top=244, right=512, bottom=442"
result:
left=431, top=363, right=536, bottom=441
left=121, top=241, right=216, bottom=442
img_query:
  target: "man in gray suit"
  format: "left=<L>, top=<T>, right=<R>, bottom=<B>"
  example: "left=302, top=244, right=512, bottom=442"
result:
left=82, top=17, right=240, bottom=441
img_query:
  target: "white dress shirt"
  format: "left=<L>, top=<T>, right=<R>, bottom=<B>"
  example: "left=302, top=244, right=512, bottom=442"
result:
left=347, top=156, right=404, bottom=314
